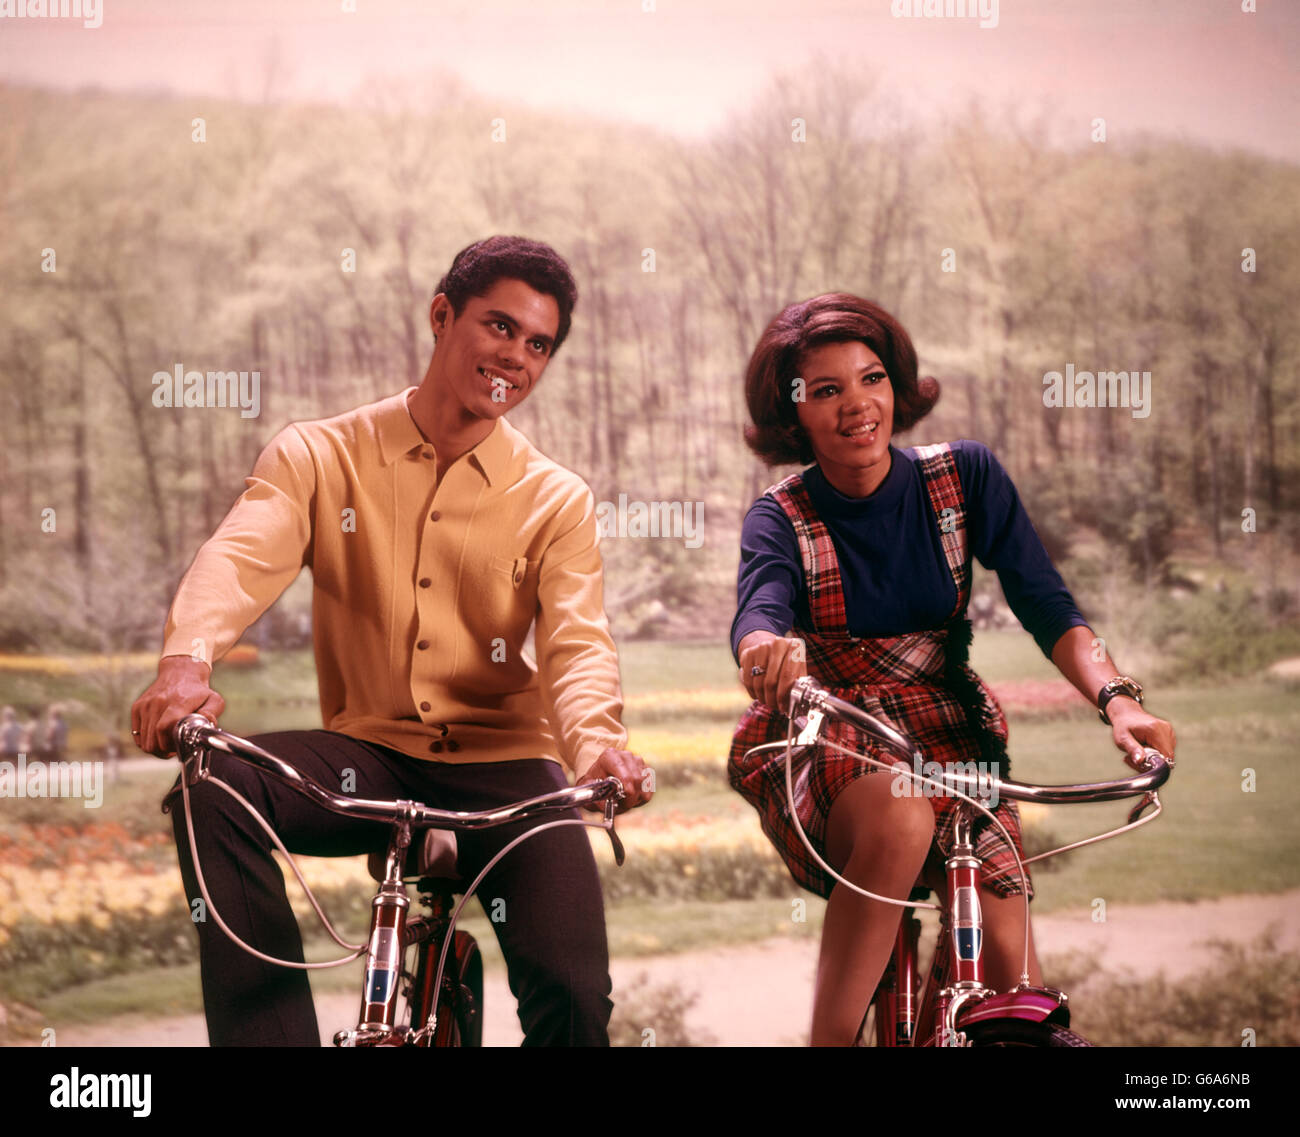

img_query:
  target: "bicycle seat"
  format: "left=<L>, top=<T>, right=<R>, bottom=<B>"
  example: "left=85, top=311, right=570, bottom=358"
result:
left=366, top=828, right=461, bottom=886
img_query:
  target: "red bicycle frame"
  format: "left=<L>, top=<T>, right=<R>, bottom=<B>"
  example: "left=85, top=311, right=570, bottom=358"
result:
left=870, top=818, right=1071, bottom=1047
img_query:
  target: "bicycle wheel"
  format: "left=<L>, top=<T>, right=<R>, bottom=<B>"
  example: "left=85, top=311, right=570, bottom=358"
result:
left=430, top=931, right=483, bottom=1047
left=964, top=1019, right=1092, bottom=1047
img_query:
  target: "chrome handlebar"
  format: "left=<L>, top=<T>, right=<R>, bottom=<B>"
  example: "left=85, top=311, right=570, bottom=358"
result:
left=787, top=676, right=1173, bottom=808
left=173, top=714, right=626, bottom=842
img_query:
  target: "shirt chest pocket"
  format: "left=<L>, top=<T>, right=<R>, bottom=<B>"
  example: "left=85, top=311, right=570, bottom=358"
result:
left=489, top=553, right=540, bottom=590
left=478, top=554, right=541, bottom=646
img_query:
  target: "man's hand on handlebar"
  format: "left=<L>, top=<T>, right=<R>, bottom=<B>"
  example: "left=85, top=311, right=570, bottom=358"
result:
left=737, top=630, right=808, bottom=713
left=130, top=656, right=224, bottom=757
left=578, top=747, right=653, bottom=814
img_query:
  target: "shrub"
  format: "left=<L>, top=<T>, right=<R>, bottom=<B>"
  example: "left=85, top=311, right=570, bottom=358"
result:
left=1145, top=585, right=1300, bottom=683
left=1045, top=931, right=1300, bottom=1046
left=608, top=972, right=716, bottom=1046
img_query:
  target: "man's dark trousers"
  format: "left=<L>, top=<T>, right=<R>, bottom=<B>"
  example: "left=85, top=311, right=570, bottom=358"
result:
left=168, top=729, right=613, bottom=1045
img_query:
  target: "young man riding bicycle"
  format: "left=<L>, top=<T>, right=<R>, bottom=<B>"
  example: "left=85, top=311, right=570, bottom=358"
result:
left=131, top=235, right=651, bottom=1046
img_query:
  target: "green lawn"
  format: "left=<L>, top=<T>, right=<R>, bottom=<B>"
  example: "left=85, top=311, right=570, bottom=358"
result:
left=3, top=635, right=1297, bottom=1032
left=618, top=624, right=1072, bottom=691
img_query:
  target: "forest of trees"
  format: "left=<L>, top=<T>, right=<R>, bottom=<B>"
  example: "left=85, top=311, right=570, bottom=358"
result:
left=2, top=66, right=1297, bottom=673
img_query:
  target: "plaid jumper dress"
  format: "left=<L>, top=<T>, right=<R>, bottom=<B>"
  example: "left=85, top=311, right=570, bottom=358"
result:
left=727, top=442, right=1034, bottom=901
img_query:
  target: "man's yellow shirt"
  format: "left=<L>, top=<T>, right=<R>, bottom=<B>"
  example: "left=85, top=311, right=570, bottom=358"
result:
left=162, top=387, right=628, bottom=778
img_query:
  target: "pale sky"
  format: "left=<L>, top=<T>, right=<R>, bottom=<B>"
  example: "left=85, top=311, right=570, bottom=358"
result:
left=0, top=0, right=1295, bottom=161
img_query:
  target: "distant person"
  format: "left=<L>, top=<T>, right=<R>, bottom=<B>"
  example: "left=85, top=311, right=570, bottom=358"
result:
left=19, top=710, right=40, bottom=757
left=103, top=730, right=125, bottom=783
left=726, top=292, right=1178, bottom=1045
left=41, top=704, right=68, bottom=762
left=0, top=706, right=20, bottom=758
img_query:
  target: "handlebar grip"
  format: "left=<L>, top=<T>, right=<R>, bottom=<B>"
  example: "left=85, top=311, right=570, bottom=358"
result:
left=790, top=678, right=919, bottom=760
left=174, top=713, right=218, bottom=754
left=1138, top=746, right=1174, bottom=770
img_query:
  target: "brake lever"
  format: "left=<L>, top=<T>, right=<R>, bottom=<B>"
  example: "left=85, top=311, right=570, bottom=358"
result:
left=1123, top=747, right=1173, bottom=825
left=1126, top=790, right=1160, bottom=825
left=161, top=715, right=214, bottom=816
left=602, top=796, right=626, bottom=867
left=177, top=714, right=214, bottom=781
left=794, top=709, right=825, bottom=746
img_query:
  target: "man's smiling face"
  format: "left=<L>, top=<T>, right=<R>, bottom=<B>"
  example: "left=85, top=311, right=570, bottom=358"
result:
left=430, top=277, right=560, bottom=420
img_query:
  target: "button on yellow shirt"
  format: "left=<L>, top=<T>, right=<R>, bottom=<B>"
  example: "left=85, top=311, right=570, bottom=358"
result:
left=161, top=387, right=628, bottom=778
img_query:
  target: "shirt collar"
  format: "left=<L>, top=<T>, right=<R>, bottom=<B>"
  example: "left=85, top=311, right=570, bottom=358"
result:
left=377, top=388, right=426, bottom=466
left=377, top=386, right=514, bottom=487
left=465, top=416, right=514, bottom=487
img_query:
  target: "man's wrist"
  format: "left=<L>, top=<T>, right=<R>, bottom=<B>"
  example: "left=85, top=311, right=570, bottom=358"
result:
left=159, top=654, right=212, bottom=680
left=574, top=739, right=626, bottom=780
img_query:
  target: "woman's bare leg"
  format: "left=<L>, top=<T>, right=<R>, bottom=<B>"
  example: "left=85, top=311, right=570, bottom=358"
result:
left=812, top=774, right=935, bottom=1045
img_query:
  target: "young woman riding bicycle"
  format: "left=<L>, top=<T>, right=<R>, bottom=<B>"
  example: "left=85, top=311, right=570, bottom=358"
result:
left=727, top=293, right=1178, bottom=1046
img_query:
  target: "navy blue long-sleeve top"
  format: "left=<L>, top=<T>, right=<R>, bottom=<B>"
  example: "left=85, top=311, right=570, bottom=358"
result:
left=730, top=440, right=1089, bottom=664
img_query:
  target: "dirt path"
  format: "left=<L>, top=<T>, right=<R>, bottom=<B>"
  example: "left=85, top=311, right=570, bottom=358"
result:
left=48, top=889, right=1300, bottom=1046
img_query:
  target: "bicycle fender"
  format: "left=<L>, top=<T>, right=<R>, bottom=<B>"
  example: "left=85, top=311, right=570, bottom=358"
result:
left=957, top=987, right=1071, bottom=1030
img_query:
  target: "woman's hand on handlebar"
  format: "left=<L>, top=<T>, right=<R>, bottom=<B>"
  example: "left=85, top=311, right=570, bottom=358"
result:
left=1105, top=698, right=1177, bottom=771
left=737, top=630, right=808, bottom=714
left=130, top=656, right=225, bottom=757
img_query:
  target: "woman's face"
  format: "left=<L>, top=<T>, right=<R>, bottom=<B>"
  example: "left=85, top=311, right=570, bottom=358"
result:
left=794, top=339, right=895, bottom=489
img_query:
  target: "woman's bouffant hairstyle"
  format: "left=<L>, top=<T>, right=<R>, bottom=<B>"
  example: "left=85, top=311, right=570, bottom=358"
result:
left=743, top=293, right=941, bottom=467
